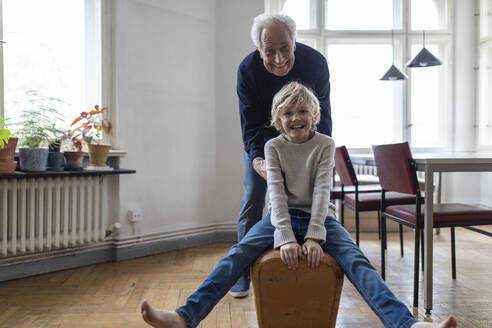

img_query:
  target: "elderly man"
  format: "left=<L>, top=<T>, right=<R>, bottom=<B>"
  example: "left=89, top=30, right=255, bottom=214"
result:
left=230, top=13, right=332, bottom=297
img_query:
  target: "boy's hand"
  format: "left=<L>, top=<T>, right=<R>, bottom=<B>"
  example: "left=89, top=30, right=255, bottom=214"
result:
left=280, top=242, right=302, bottom=270
left=302, top=239, right=323, bottom=268
left=252, top=158, right=267, bottom=180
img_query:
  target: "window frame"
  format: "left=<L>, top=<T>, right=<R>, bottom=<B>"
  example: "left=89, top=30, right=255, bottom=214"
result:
left=477, top=0, right=492, bottom=151
left=267, top=0, right=455, bottom=152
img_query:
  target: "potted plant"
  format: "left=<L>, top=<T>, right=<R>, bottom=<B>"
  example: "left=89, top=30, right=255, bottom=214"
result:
left=0, top=118, right=18, bottom=173
left=61, top=131, right=86, bottom=170
left=47, top=136, right=65, bottom=172
left=69, top=105, right=112, bottom=169
left=16, top=107, right=64, bottom=172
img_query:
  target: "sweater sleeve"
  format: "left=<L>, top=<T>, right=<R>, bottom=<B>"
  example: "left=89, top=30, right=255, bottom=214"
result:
left=265, top=141, right=296, bottom=248
left=237, top=64, right=266, bottom=162
left=314, top=58, right=332, bottom=137
left=305, top=139, right=336, bottom=244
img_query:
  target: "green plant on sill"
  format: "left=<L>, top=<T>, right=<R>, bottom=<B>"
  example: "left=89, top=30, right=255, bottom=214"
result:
left=16, top=91, right=65, bottom=149
left=0, top=118, right=13, bottom=149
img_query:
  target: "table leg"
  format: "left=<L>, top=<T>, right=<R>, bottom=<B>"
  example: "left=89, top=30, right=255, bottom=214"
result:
left=424, top=167, right=434, bottom=313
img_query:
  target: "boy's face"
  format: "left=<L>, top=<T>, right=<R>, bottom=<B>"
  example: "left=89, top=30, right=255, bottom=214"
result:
left=279, top=105, right=314, bottom=144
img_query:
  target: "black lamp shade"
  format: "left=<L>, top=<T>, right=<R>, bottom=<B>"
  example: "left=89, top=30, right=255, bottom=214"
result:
left=380, top=64, right=408, bottom=81
left=406, top=47, right=442, bottom=67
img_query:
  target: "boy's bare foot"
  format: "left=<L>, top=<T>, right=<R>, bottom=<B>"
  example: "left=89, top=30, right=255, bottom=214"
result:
left=411, top=316, right=457, bottom=328
left=141, top=300, right=189, bottom=328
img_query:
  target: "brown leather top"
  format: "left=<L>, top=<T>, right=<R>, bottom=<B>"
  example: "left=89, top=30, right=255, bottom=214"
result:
left=251, top=249, right=343, bottom=328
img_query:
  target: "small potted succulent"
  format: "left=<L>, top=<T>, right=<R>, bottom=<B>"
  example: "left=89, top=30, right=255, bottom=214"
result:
left=68, top=105, right=112, bottom=169
left=47, top=136, right=65, bottom=172
left=61, top=131, right=86, bottom=170
left=0, top=118, right=18, bottom=173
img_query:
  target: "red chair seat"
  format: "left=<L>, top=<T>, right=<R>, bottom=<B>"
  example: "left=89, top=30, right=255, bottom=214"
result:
left=330, top=184, right=381, bottom=200
left=344, top=192, right=415, bottom=211
left=385, top=203, right=492, bottom=226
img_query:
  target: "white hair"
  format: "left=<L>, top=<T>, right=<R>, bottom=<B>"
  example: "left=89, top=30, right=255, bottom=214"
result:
left=250, top=13, right=296, bottom=49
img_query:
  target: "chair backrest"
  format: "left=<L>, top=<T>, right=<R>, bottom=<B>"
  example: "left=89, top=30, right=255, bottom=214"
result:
left=372, top=142, right=417, bottom=195
left=334, top=146, right=357, bottom=186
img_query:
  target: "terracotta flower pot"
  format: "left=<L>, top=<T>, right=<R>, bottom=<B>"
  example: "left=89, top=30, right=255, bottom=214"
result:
left=88, top=144, right=111, bottom=166
left=0, top=160, right=17, bottom=174
left=0, top=137, right=18, bottom=161
left=64, top=151, right=86, bottom=170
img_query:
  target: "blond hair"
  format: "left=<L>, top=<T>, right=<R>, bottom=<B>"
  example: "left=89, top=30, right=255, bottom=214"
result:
left=271, top=82, right=320, bottom=133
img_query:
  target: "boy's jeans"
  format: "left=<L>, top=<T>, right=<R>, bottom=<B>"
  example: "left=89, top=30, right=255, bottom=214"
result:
left=176, top=209, right=418, bottom=328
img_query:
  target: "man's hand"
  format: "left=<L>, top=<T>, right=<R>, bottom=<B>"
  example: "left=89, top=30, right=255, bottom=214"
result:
left=302, top=239, right=323, bottom=269
left=252, top=158, right=267, bottom=180
left=280, top=242, right=302, bottom=270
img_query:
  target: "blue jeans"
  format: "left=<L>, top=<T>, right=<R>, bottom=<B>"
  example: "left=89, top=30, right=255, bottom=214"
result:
left=176, top=209, right=418, bottom=328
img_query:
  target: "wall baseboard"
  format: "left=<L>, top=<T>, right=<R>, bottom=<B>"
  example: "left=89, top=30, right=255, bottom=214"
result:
left=0, top=226, right=237, bottom=282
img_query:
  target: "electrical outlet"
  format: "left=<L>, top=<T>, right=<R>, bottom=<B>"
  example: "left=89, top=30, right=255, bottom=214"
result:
left=128, top=209, right=143, bottom=223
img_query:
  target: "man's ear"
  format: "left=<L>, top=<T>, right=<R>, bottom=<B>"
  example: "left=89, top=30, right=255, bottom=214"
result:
left=293, top=41, right=296, bottom=51
left=256, top=46, right=263, bottom=58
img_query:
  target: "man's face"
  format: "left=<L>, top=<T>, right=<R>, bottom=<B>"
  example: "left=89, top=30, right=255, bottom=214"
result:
left=258, top=23, right=295, bottom=77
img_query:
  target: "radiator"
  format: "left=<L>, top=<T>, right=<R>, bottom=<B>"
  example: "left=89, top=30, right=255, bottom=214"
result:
left=0, top=176, right=108, bottom=257
left=353, top=164, right=377, bottom=176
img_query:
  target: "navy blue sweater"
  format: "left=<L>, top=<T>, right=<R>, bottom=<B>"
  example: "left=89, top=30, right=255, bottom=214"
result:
left=237, top=42, right=332, bottom=162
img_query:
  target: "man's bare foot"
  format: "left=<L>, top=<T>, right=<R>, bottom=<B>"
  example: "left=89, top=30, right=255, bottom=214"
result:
left=141, top=300, right=189, bottom=328
left=411, top=316, right=457, bottom=328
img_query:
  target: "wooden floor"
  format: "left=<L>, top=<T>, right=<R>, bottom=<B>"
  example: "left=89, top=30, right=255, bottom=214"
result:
left=1, top=228, right=492, bottom=328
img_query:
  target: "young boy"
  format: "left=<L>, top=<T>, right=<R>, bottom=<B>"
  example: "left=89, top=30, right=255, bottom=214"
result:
left=141, top=82, right=457, bottom=328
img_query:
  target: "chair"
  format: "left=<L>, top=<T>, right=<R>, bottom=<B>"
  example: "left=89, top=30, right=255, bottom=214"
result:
left=251, top=249, right=344, bottom=328
left=373, top=142, right=492, bottom=308
left=334, top=146, right=415, bottom=246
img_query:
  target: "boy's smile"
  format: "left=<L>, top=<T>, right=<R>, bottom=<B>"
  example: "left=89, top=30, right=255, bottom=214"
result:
left=279, top=106, right=314, bottom=143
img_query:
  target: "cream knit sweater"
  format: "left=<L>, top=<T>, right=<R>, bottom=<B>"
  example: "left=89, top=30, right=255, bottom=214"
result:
left=265, top=132, right=337, bottom=248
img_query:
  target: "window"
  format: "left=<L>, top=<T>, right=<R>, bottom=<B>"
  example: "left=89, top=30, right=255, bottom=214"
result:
left=0, top=0, right=103, bottom=134
left=268, top=0, right=453, bottom=150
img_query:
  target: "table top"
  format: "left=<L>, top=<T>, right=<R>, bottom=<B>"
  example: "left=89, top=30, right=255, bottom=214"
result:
left=350, top=152, right=492, bottom=166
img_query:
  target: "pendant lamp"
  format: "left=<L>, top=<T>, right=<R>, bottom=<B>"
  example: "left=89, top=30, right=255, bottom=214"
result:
left=380, top=30, right=408, bottom=81
left=406, top=30, right=441, bottom=67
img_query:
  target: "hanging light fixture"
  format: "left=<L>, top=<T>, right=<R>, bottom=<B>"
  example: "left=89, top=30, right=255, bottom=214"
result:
left=380, top=30, right=408, bottom=81
left=406, top=30, right=442, bottom=67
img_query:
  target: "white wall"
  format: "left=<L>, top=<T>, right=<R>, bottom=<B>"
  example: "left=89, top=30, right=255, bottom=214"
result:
left=215, top=0, right=263, bottom=222
left=114, top=0, right=262, bottom=238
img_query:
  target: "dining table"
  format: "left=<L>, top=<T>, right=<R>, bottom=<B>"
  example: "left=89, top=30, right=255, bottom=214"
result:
left=350, top=151, right=492, bottom=313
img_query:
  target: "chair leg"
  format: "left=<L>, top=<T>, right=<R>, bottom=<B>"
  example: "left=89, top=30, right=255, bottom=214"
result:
left=399, top=224, right=404, bottom=256
left=451, top=227, right=456, bottom=279
left=341, top=201, right=345, bottom=227
left=377, top=211, right=381, bottom=240
left=355, top=209, right=360, bottom=246
left=413, top=228, right=420, bottom=308
left=381, top=214, right=386, bottom=280
left=421, top=229, right=424, bottom=272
